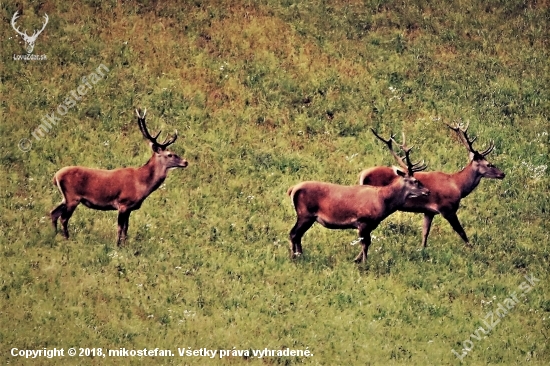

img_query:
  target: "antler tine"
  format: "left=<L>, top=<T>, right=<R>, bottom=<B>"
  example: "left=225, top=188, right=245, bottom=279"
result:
left=447, top=120, right=476, bottom=153
left=404, top=148, right=428, bottom=175
left=454, top=120, right=469, bottom=133
left=480, top=140, right=495, bottom=157
left=462, top=123, right=496, bottom=157
left=141, top=109, right=160, bottom=139
left=401, top=146, right=414, bottom=175
left=411, top=160, right=428, bottom=173
left=372, top=129, right=427, bottom=175
left=445, top=122, right=460, bottom=133
left=391, top=135, right=414, bottom=155
left=136, top=108, right=157, bottom=143
left=460, top=126, right=478, bottom=153
left=394, top=132, right=427, bottom=175
left=152, top=115, right=178, bottom=148
left=370, top=128, right=394, bottom=146
left=160, top=131, right=178, bottom=147
left=371, top=128, right=408, bottom=171
left=136, top=108, right=178, bottom=149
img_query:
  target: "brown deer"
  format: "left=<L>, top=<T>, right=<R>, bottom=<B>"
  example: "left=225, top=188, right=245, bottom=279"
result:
left=287, top=132, right=429, bottom=263
left=358, top=123, right=505, bottom=247
left=50, top=109, right=188, bottom=246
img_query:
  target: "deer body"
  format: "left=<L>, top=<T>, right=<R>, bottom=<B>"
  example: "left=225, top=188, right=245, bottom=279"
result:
left=360, top=167, right=484, bottom=213
left=54, top=162, right=169, bottom=211
left=288, top=132, right=429, bottom=263
left=50, top=109, right=187, bottom=246
left=359, top=124, right=505, bottom=247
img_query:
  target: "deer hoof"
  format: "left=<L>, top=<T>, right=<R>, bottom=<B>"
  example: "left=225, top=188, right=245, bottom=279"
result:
left=354, top=255, right=365, bottom=264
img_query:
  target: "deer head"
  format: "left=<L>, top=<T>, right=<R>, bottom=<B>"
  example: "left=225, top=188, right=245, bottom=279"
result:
left=136, top=108, right=188, bottom=170
left=447, top=122, right=505, bottom=179
left=11, top=11, right=48, bottom=54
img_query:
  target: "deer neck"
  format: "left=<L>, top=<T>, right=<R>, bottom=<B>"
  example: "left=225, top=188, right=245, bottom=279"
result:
left=379, top=179, right=408, bottom=217
left=454, top=162, right=483, bottom=198
left=138, top=155, right=168, bottom=194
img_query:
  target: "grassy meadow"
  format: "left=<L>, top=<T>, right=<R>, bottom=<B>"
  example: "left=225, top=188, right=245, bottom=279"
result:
left=1, top=0, right=549, bottom=364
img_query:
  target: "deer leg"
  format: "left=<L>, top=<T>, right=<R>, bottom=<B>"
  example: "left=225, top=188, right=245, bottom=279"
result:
left=60, top=202, right=78, bottom=239
left=442, top=212, right=470, bottom=245
left=50, top=203, right=66, bottom=232
left=422, top=213, right=435, bottom=248
left=123, top=212, right=131, bottom=240
left=354, top=227, right=372, bottom=263
left=117, top=211, right=130, bottom=247
left=289, top=217, right=315, bottom=258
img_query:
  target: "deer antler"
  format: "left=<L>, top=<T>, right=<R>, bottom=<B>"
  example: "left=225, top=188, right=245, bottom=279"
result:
left=371, top=129, right=407, bottom=171
left=136, top=108, right=178, bottom=150
left=447, top=121, right=495, bottom=157
left=479, top=141, right=495, bottom=157
left=371, top=129, right=427, bottom=175
left=391, top=132, right=427, bottom=175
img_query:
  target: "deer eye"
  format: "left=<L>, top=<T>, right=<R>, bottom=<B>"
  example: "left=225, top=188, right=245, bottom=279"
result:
left=167, top=154, right=173, bottom=158
left=487, top=163, right=495, bottom=168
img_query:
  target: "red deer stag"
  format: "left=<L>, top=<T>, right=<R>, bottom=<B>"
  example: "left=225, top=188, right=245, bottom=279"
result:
left=358, top=124, right=505, bottom=247
left=50, top=109, right=188, bottom=246
left=287, top=132, right=429, bottom=263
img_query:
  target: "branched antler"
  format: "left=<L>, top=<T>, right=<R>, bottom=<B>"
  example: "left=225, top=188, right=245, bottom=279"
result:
left=136, top=108, right=178, bottom=150
left=371, top=129, right=427, bottom=176
left=371, top=129, right=405, bottom=168
left=447, top=121, right=495, bottom=157
left=391, top=133, right=427, bottom=175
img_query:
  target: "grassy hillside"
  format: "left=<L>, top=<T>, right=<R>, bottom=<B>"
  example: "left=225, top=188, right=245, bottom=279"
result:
left=1, top=0, right=549, bottom=364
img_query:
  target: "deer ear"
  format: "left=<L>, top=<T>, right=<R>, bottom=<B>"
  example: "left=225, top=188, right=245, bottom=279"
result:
left=150, top=141, right=162, bottom=153
left=393, top=166, right=406, bottom=177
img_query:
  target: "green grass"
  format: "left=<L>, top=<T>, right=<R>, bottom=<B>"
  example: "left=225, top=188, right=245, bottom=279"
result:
left=1, top=0, right=549, bottom=364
